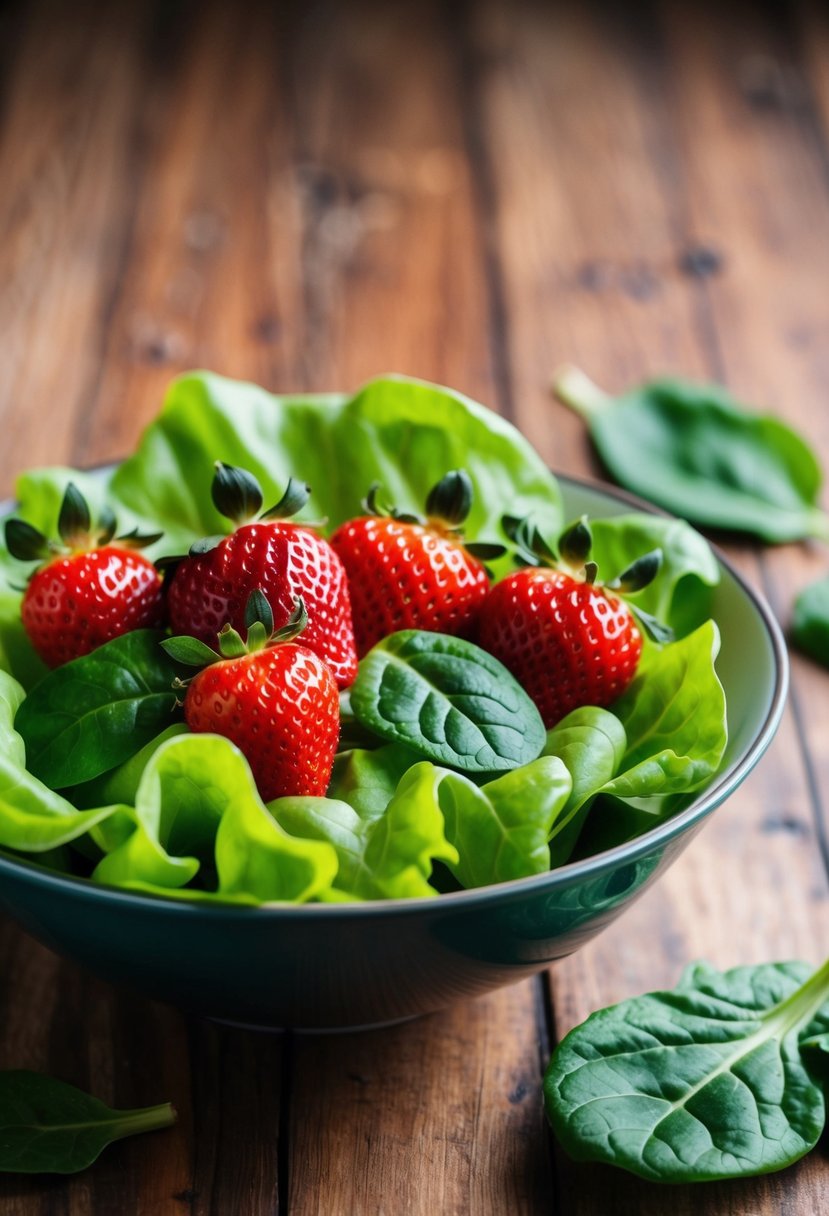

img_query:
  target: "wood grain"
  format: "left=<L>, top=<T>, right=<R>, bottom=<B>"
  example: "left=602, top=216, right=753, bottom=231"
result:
left=0, top=0, right=827, bottom=1212
left=469, top=0, right=829, bottom=1211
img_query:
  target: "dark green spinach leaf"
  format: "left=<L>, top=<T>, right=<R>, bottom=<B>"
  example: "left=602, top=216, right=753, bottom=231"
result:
left=555, top=367, right=829, bottom=543
left=0, top=1071, right=175, bottom=1174
left=350, top=630, right=546, bottom=772
left=793, top=575, right=829, bottom=666
left=545, top=958, right=829, bottom=1183
left=15, top=631, right=183, bottom=788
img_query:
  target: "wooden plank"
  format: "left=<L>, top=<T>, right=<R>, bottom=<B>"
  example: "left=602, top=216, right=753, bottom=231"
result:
left=2, top=0, right=829, bottom=1211
left=470, top=0, right=829, bottom=1211
left=289, top=983, right=550, bottom=1216
left=0, top=3, right=290, bottom=1213
left=278, top=4, right=552, bottom=1213
left=0, top=1, right=552, bottom=1212
left=0, top=0, right=159, bottom=492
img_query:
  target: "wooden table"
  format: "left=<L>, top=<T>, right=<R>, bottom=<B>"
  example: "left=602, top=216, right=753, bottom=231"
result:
left=1, top=0, right=828, bottom=1210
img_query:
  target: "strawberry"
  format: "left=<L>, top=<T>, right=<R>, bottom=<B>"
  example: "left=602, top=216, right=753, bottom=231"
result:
left=478, top=516, right=667, bottom=728
left=4, top=483, right=164, bottom=668
left=329, top=470, right=504, bottom=656
left=162, top=592, right=339, bottom=801
left=166, top=463, right=357, bottom=688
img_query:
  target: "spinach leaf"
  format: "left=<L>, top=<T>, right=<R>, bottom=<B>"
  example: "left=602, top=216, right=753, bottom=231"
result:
left=71, top=725, right=191, bottom=810
left=545, top=958, right=829, bottom=1183
left=350, top=630, right=546, bottom=772
left=589, top=514, right=719, bottom=637
left=437, top=758, right=571, bottom=887
left=541, top=708, right=627, bottom=866
left=556, top=367, right=829, bottom=542
left=605, top=620, right=727, bottom=798
left=0, top=1071, right=174, bottom=1174
left=14, top=631, right=184, bottom=788
left=793, top=575, right=829, bottom=667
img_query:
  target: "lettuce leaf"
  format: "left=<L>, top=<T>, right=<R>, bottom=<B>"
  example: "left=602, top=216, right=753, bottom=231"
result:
left=272, top=763, right=459, bottom=900
left=108, top=372, right=565, bottom=562
left=327, top=743, right=420, bottom=822
left=541, top=708, right=627, bottom=866
left=94, top=735, right=339, bottom=903
left=0, top=372, right=565, bottom=688
left=0, top=672, right=117, bottom=849
left=572, top=622, right=728, bottom=857
left=589, top=514, right=719, bottom=637
left=605, top=620, right=727, bottom=798
left=0, top=372, right=731, bottom=903
left=437, top=758, right=572, bottom=886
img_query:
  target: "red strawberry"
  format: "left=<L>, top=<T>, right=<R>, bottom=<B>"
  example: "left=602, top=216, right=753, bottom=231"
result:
left=166, top=464, right=357, bottom=688
left=5, top=483, right=164, bottom=668
left=478, top=517, right=667, bottom=728
left=163, top=592, right=339, bottom=801
left=329, top=470, right=503, bottom=656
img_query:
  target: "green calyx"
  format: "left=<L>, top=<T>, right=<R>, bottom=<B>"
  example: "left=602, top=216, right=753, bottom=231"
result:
left=362, top=469, right=506, bottom=560
left=210, top=462, right=312, bottom=529
left=503, top=512, right=672, bottom=642
left=161, top=591, right=308, bottom=671
left=425, top=469, right=473, bottom=526
left=4, top=482, right=161, bottom=567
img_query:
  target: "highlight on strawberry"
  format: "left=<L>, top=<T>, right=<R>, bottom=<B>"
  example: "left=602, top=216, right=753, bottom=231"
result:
left=165, top=462, right=357, bottom=688
left=162, top=590, right=339, bottom=802
left=4, top=483, right=164, bottom=668
left=478, top=515, right=669, bottom=728
left=329, top=469, right=505, bottom=656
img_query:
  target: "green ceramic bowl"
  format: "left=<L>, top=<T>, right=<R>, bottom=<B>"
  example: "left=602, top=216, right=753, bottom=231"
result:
left=0, top=476, right=786, bottom=1030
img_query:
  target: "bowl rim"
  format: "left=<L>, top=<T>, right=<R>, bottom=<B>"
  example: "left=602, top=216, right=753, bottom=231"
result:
left=0, top=471, right=789, bottom=919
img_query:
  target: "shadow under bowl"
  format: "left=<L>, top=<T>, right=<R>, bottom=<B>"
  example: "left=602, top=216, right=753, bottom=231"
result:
left=0, top=476, right=787, bottom=1030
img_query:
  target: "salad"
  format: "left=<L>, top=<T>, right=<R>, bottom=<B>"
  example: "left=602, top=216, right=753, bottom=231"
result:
left=0, top=373, right=726, bottom=905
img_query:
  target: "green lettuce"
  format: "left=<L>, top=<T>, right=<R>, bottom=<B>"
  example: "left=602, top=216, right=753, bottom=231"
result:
left=589, top=514, right=720, bottom=637
left=109, top=372, right=565, bottom=560
left=0, top=372, right=565, bottom=689
left=273, top=763, right=459, bottom=900
left=0, top=372, right=730, bottom=904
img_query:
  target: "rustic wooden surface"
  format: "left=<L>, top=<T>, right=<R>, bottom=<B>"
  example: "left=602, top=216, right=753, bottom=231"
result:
left=0, top=0, right=827, bottom=1211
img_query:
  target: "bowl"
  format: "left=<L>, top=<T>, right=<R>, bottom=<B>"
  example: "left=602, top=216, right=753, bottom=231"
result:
left=0, top=476, right=787, bottom=1031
